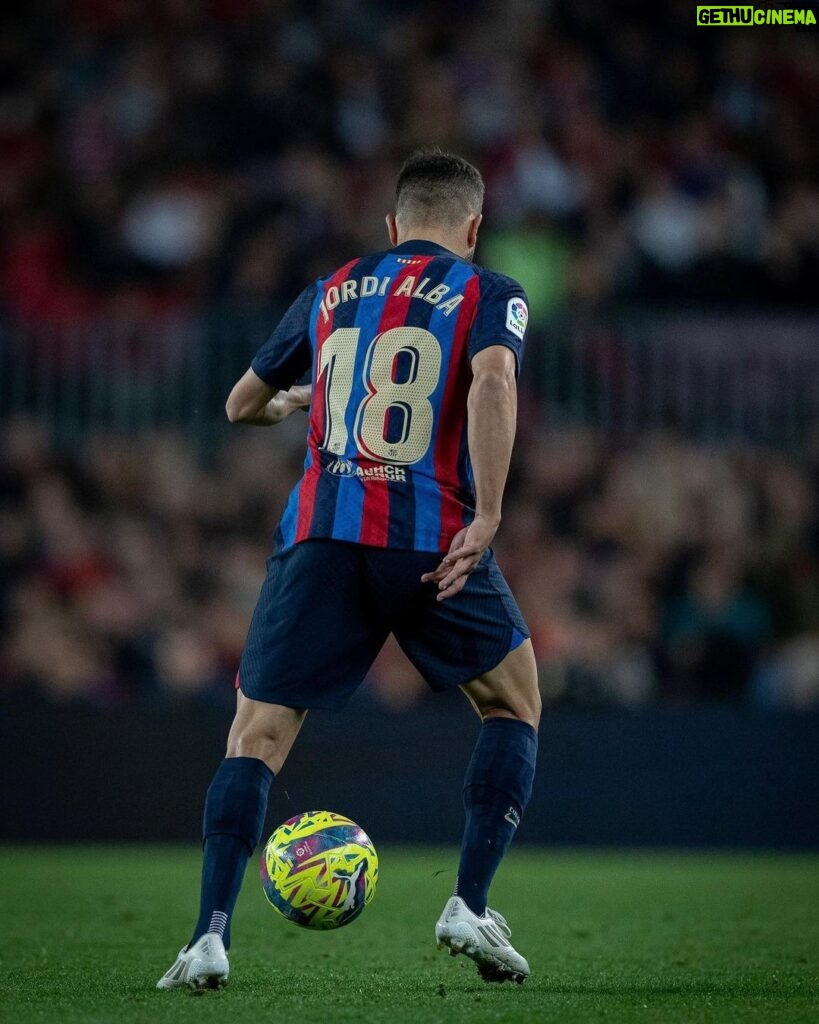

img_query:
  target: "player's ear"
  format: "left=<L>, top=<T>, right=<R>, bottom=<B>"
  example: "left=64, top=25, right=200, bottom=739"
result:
left=467, top=213, right=482, bottom=251
left=386, top=213, right=399, bottom=247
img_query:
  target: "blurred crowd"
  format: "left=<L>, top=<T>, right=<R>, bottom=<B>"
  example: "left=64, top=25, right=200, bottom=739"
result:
left=1, top=415, right=817, bottom=711
left=2, top=0, right=819, bottom=331
left=2, top=2, right=818, bottom=712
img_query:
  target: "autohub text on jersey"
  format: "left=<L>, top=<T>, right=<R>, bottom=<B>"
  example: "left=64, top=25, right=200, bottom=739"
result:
left=326, top=457, right=408, bottom=482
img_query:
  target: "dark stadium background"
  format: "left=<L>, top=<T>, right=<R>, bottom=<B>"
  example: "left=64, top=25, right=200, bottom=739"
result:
left=1, top=0, right=818, bottom=849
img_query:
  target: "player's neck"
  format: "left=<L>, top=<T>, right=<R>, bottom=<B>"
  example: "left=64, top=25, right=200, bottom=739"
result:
left=395, top=229, right=466, bottom=259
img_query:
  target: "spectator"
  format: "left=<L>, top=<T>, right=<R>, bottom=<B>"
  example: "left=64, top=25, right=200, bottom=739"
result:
left=1, top=2, right=818, bottom=325
left=1, top=420, right=816, bottom=711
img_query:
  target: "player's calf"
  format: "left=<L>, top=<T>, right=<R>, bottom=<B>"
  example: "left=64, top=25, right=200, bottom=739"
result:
left=455, top=641, right=540, bottom=917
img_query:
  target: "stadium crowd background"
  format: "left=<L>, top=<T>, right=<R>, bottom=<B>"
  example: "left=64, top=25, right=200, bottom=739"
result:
left=1, top=1, right=818, bottom=712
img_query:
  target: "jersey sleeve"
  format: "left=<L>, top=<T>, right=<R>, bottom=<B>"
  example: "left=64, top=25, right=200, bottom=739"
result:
left=467, top=273, right=529, bottom=376
left=250, top=282, right=316, bottom=390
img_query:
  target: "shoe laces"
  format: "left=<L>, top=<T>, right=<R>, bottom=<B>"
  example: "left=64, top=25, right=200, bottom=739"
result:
left=486, top=908, right=512, bottom=938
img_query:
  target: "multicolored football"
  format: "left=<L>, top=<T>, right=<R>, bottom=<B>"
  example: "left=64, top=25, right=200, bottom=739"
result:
left=260, top=811, right=379, bottom=930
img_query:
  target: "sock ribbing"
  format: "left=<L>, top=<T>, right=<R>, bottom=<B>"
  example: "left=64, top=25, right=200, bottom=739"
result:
left=207, top=911, right=228, bottom=940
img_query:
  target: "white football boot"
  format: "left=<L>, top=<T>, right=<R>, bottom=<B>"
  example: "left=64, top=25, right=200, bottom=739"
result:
left=156, top=933, right=229, bottom=990
left=435, top=896, right=530, bottom=984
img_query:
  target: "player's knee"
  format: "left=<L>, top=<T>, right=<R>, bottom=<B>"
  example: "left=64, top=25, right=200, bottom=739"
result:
left=526, top=682, right=542, bottom=729
left=227, top=730, right=278, bottom=768
left=226, top=725, right=296, bottom=774
left=513, top=652, right=541, bottom=728
left=470, top=642, right=541, bottom=729
left=481, top=669, right=541, bottom=729
left=225, top=729, right=264, bottom=759
left=226, top=699, right=306, bottom=773
left=482, top=685, right=540, bottom=731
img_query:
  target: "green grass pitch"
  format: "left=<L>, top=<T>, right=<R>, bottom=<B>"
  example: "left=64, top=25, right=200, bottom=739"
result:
left=3, top=846, right=818, bottom=1024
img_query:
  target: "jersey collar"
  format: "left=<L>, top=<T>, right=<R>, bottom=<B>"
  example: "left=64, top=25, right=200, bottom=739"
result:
left=391, top=239, right=460, bottom=258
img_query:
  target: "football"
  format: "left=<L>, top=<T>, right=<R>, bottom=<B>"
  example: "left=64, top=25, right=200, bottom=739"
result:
left=260, top=811, right=379, bottom=930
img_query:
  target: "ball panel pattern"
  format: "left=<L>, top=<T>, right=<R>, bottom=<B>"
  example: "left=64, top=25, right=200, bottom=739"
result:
left=261, top=811, right=378, bottom=930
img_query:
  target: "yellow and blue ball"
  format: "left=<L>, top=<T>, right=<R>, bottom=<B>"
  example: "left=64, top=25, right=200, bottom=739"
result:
left=260, top=811, right=378, bottom=930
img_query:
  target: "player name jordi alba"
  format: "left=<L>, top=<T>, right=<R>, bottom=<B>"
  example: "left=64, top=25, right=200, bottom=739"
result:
left=319, top=275, right=464, bottom=323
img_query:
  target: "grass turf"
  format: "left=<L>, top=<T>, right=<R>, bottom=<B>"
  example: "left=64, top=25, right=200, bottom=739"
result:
left=2, top=846, right=818, bottom=1024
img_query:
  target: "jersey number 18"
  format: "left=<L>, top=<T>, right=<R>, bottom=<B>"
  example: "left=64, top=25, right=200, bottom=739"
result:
left=318, top=326, right=442, bottom=466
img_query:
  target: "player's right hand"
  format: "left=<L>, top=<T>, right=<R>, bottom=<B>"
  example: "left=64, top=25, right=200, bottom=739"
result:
left=266, top=385, right=312, bottom=423
left=286, top=384, right=312, bottom=411
left=421, top=515, right=498, bottom=601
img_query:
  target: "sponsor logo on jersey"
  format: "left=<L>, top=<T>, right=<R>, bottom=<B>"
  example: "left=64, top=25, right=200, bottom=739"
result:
left=506, top=297, right=528, bottom=340
left=327, top=457, right=356, bottom=476
left=326, top=457, right=407, bottom=482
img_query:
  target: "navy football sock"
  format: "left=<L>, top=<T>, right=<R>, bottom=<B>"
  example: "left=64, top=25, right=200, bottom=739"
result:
left=455, top=717, right=538, bottom=917
left=190, top=756, right=273, bottom=950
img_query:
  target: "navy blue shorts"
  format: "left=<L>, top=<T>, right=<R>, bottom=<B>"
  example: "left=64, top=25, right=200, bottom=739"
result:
left=237, top=539, right=529, bottom=710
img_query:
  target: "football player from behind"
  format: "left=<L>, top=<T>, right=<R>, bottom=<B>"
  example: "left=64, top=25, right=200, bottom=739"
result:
left=157, top=149, right=540, bottom=991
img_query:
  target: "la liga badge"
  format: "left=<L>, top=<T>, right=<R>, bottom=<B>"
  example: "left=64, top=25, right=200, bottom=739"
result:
left=506, top=297, right=528, bottom=339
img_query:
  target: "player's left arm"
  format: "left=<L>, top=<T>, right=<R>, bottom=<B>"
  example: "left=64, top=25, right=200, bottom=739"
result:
left=225, top=282, right=316, bottom=426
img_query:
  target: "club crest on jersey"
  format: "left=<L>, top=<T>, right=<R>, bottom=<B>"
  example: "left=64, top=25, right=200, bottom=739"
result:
left=326, top=457, right=406, bottom=482
left=506, top=297, right=528, bottom=340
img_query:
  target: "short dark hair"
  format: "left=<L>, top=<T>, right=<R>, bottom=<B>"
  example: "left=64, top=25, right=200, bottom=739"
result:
left=395, top=148, right=484, bottom=228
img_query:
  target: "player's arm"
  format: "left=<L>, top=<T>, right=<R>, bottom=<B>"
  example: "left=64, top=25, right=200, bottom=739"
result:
left=467, top=344, right=517, bottom=530
left=225, top=282, right=316, bottom=426
left=423, top=276, right=528, bottom=601
left=225, top=373, right=311, bottom=426
left=422, top=345, right=517, bottom=601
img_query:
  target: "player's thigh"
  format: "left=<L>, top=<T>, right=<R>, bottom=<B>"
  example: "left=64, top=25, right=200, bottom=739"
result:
left=392, top=548, right=536, bottom=717
left=238, top=539, right=389, bottom=711
left=226, top=690, right=307, bottom=774
left=460, top=637, right=540, bottom=729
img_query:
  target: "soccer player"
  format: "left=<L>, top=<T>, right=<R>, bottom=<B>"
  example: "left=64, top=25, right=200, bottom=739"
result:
left=157, top=150, right=541, bottom=990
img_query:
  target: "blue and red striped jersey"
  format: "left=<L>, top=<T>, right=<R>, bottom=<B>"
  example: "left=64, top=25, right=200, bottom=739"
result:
left=251, top=240, right=529, bottom=553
